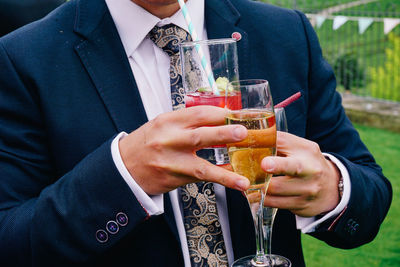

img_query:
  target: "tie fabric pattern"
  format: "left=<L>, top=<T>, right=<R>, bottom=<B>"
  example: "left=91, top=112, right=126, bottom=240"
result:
left=148, top=24, right=229, bottom=267
left=181, top=182, right=229, bottom=267
left=148, top=24, right=192, bottom=111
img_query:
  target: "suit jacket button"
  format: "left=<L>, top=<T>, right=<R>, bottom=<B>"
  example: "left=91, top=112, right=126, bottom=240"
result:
left=345, top=219, right=354, bottom=233
left=350, top=228, right=356, bottom=235
left=353, top=223, right=359, bottom=233
left=96, top=229, right=108, bottom=243
left=106, top=220, right=119, bottom=234
left=116, top=212, right=128, bottom=226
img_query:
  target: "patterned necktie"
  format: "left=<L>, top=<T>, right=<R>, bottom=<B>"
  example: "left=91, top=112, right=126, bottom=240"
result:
left=148, top=24, right=192, bottom=111
left=148, top=24, right=228, bottom=267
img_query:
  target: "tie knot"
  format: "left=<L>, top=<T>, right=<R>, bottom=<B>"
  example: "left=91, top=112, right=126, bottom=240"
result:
left=148, top=24, right=192, bottom=56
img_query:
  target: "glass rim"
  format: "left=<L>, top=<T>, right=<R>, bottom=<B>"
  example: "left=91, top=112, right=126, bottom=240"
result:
left=179, top=38, right=236, bottom=47
left=228, top=79, right=269, bottom=87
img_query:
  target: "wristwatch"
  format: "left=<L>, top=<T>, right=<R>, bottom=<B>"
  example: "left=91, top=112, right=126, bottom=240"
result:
left=338, top=176, right=344, bottom=199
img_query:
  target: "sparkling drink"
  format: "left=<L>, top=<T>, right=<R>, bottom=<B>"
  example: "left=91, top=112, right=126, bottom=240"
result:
left=226, top=79, right=281, bottom=267
left=226, top=110, right=276, bottom=201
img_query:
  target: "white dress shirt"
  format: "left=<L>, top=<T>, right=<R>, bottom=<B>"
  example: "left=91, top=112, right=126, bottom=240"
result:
left=105, top=0, right=351, bottom=265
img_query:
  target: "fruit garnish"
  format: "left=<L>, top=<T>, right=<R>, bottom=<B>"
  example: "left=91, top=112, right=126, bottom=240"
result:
left=197, top=87, right=209, bottom=92
left=195, top=77, right=233, bottom=95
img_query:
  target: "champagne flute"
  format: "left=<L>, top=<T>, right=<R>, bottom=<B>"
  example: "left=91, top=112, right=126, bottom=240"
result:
left=225, top=79, right=276, bottom=267
left=262, top=107, right=291, bottom=267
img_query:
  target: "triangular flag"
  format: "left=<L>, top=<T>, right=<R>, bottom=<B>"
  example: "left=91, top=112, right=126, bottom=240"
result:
left=316, top=15, right=326, bottom=29
left=358, top=18, right=374, bottom=34
left=333, top=16, right=348, bottom=30
left=384, top=18, right=400, bottom=34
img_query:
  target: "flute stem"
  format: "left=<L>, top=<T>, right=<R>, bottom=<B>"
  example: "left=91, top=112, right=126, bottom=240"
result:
left=246, top=187, right=268, bottom=266
left=255, top=200, right=265, bottom=261
left=263, top=207, right=278, bottom=257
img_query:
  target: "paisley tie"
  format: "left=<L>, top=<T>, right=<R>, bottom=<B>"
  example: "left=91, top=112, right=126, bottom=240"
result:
left=148, top=24, right=228, bottom=267
left=148, top=24, right=192, bottom=111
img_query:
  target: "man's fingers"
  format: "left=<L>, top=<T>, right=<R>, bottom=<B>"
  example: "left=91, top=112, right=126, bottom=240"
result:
left=174, top=105, right=229, bottom=127
left=219, top=164, right=233, bottom=171
left=175, top=125, right=247, bottom=149
left=267, top=176, right=313, bottom=197
left=261, top=156, right=312, bottom=177
left=264, top=194, right=309, bottom=212
left=264, top=193, right=323, bottom=217
left=177, top=158, right=250, bottom=191
left=276, top=131, right=319, bottom=156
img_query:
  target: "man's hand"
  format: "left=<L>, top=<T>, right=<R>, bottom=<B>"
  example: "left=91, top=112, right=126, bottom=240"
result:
left=119, top=106, right=250, bottom=195
left=261, top=131, right=341, bottom=217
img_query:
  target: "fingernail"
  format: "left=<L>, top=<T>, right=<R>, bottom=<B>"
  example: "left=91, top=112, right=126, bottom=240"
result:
left=235, top=178, right=249, bottom=191
left=233, top=126, right=247, bottom=140
left=262, top=158, right=275, bottom=172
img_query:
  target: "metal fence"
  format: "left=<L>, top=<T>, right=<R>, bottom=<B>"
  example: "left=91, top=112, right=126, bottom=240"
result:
left=261, top=0, right=400, bottom=102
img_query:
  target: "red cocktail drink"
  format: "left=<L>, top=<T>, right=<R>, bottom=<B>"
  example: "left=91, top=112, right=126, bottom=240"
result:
left=185, top=91, right=242, bottom=109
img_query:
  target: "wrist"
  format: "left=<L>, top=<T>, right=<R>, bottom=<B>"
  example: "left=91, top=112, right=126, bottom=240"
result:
left=321, top=156, right=342, bottom=213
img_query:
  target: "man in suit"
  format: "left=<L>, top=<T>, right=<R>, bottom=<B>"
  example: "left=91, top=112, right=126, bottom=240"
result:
left=0, top=0, right=392, bottom=266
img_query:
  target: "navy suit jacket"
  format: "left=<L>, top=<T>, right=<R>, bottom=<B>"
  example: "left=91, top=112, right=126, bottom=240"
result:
left=0, top=0, right=392, bottom=266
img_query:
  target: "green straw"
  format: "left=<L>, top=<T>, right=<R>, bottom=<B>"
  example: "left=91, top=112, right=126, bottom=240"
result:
left=177, top=0, right=220, bottom=95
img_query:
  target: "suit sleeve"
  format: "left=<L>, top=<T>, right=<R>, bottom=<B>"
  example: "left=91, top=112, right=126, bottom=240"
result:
left=295, top=11, right=392, bottom=248
left=0, top=42, right=149, bottom=266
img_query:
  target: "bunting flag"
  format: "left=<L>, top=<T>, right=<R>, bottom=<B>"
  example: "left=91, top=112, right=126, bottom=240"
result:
left=384, top=18, right=400, bottom=35
left=316, top=15, right=326, bottom=29
left=358, top=18, right=374, bottom=34
left=307, top=13, right=400, bottom=35
left=333, top=16, right=348, bottom=30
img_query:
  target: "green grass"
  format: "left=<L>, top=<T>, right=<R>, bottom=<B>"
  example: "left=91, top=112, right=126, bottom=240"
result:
left=302, top=124, right=400, bottom=267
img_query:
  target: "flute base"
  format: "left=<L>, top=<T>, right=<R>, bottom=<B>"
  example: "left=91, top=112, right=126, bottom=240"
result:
left=231, top=254, right=291, bottom=267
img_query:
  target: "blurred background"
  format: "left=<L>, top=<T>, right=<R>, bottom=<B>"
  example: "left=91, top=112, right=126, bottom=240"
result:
left=263, top=0, right=400, bottom=103
left=1, top=0, right=398, bottom=266
left=261, top=1, right=399, bottom=266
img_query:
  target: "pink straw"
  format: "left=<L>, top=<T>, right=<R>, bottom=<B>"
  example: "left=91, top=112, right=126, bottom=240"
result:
left=274, top=92, right=301, bottom=108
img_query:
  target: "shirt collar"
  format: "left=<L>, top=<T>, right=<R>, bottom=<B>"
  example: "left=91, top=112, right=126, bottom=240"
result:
left=105, top=0, right=205, bottom=57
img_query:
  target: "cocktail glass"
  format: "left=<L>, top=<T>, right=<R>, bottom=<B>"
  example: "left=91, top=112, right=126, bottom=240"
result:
left=179, top=38, right=240, bottom=165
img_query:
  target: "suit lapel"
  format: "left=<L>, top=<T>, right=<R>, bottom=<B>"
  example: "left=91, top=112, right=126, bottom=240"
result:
left=205, top=0, right=250, bottom=80
left=73, top=0, right=147, bottom=133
